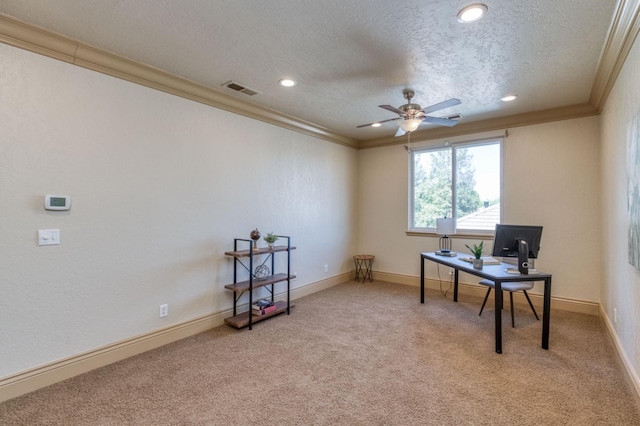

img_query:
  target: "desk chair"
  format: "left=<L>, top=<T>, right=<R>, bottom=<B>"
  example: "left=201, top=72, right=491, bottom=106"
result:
left=478, top=279, right=539, bottom=328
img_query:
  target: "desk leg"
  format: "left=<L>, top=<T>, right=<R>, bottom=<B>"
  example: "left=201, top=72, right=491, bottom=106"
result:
left=453, top=269, right=459, bottom=302
left=495, top=281, right=503, bottom=354
left=420, top=255, right=425, bottom=303
left=542, top=277, right=552, bottom=350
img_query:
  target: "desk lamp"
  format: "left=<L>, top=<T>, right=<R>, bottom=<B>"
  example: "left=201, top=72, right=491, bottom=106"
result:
left=436, top=218, right=456, bottom=256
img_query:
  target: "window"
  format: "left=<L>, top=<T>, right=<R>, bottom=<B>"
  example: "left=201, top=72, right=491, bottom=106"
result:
left=410, top=139, right=501, bottom=232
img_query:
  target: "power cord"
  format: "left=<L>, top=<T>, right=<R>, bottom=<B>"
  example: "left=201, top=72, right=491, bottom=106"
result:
left=437, top=264, right=454, bottom=298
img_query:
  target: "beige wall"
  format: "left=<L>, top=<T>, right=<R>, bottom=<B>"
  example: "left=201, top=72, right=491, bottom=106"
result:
left=358, top=116, right=602, bottom=302
left=600, top=23, right=640, bottom=383
left=0, top=43, right=358, bottom=378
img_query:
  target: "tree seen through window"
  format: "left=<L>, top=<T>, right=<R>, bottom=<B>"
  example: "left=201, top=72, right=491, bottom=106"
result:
left=411, top=141, right=501, bottom=231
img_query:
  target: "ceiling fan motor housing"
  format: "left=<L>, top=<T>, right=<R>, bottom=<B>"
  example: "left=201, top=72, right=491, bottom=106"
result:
left=401, top=103, right=423, bottom=117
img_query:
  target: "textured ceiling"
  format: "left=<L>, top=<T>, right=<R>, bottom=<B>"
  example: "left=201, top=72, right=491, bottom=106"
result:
left=0, top=0, right=618, bottom=141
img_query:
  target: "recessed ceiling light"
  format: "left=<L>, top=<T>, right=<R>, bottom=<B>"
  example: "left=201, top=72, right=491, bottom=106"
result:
left=371, top=123, right=382, bottom=128
left=501, top=95, right=517, bottom=102
left=457, top=3, right=488, bottom=23
left=279, top=79, right=296, bottom=87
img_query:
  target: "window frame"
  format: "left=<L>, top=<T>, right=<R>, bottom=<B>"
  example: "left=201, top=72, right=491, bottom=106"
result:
left=408, top=137, right=504, bottom=235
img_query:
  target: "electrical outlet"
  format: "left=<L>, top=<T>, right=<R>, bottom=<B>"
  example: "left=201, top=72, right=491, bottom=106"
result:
left=159, top=304, right=168, bottom=318
left=324, top=264, right=328, bottom=273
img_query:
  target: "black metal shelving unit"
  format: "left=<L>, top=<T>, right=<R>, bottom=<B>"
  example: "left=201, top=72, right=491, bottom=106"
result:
left=223, top=235, right=295, bottom=330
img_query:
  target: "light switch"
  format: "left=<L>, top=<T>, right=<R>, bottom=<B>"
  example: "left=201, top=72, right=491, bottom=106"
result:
left=38, top=229, right=60, bottom=246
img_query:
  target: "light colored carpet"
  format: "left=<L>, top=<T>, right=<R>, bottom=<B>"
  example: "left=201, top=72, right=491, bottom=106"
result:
left=2, top=280, right=639, bottom=425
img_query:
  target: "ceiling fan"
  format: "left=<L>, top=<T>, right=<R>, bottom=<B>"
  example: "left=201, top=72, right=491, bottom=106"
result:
left=357, top=89, right=462, bottom=137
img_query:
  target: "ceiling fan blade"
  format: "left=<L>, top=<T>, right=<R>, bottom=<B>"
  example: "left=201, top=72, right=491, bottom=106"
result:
left=423, top=116, right=459, bottom=127
left=356, top=117, right=402, bottom=128
left=395, top=127, right=406, bottom=137
left=379, top=104, right=406, bottom=115
left=421, top=98, right=461, bottom=114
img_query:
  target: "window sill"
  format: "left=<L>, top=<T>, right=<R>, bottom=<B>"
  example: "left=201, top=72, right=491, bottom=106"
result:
left=405, top=230, right=494, bottom=239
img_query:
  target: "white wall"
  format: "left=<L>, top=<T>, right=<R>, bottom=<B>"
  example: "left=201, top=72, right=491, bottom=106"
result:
left=600, top=27, right=640, bottom=380
left=0, top=43, right=358, bottom=378
left=358, top=116, right=602, bottom=302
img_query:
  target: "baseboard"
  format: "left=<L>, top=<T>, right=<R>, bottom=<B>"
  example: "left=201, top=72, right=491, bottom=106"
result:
left=290, top=272, right=349, bottom=299
left=373, top=270, right=600, bottom=316
left=0, top=274, right=347, bottom=403
left=599, top=305, right=640, bottom=408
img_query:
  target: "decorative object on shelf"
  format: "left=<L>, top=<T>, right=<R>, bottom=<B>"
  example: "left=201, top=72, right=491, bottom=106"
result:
left=436, top=217, right=456, bottom=255
left=465, top=241, right=484, bottom=269
left=252, top=298, right=274, bottom=311
left=263, top=232, right=279, bottom=248
left=250, top=228, right=261, bottom=250
left=254, top=264, right=270, bottom=280
left=252, top=299, right=278, bottom=316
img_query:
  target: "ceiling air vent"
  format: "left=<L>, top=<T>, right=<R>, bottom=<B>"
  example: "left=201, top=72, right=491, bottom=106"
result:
left=221, top=81, right=260, bottom=96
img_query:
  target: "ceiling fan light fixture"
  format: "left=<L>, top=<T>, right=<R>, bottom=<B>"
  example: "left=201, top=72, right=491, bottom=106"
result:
left=399, top=118, right=423, bottom=133
left=457, top=3, right=488, bottom=23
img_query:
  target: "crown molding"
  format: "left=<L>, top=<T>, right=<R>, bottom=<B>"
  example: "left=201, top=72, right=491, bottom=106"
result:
left=0, top=14, right=77, bottom=62
left=590, top=0, right=640, bottom=112
left=0, top=14, right=359, bottom=149
left=1, top=7, right=638, bottom=150
left=358, top=103, right=599, bottom=149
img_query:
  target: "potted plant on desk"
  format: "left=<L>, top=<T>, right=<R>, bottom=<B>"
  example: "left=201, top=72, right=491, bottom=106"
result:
left=465, top=241, right=484, bottom=269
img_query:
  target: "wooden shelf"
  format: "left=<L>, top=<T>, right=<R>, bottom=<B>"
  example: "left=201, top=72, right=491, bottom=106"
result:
left=225, top=245, right=296, bottom=258
left=224, top=300, right=294, bottom=329
left=224, top=273, right=296, bottom=293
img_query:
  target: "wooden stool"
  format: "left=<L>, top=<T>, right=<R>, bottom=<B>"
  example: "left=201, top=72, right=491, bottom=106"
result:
left=353, top=255, right=375, bottom=283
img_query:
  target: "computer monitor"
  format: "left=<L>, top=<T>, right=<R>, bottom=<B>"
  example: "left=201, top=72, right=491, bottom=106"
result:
left=491, top=224, right=543, bottom=258
left=491, top=224, right=543, bottom=274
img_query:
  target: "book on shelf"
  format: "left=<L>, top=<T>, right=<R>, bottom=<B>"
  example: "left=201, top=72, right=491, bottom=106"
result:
left=252, top=304, right=278, bottom=316
left=252, top=299, right=275, bottom=310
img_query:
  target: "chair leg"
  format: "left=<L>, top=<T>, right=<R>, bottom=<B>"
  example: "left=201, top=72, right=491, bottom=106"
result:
left=523, top=290, right=540, bottom=320
left=479, top=288, right=491, bottom=316
left=510, top=292, right=515, bottom=328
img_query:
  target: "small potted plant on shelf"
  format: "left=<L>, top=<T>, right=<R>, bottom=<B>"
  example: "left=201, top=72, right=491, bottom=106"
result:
left=465, top=241, right=484, bottom=269
left=264, top=232, right=279, bottom=249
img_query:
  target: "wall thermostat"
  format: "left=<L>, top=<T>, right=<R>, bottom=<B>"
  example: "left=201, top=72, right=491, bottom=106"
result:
left=45, top=195, right=71, bottom=211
